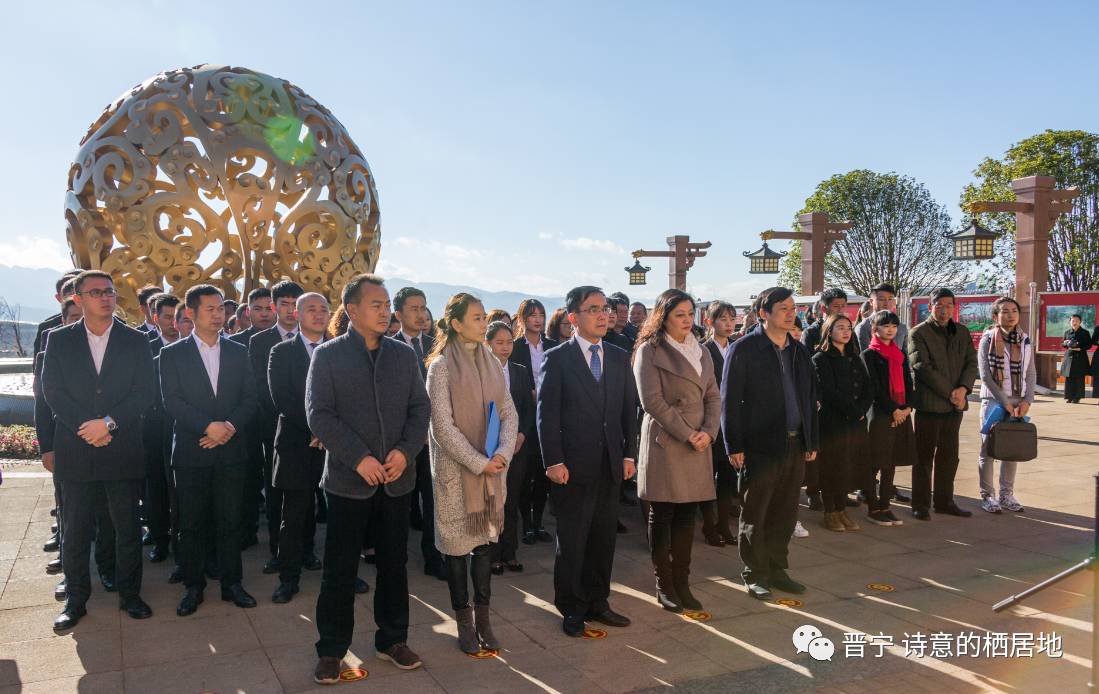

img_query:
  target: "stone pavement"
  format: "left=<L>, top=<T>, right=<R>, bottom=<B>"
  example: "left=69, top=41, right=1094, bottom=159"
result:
left=1, top=393, right=1096, bottom=693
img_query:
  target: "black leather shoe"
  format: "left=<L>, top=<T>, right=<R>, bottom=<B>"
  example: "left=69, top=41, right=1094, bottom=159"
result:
left=586, top=608, right=630, bottom=627
left=770, top=571, right=806, bottom=595
left=177, top=587, right=203, bottom=616
left=120, top=595, right=153, bottom=619
left=491, top=562, right=504, bottom=576
left=168, top=566, right=184, bottom=584
left=893, top=489, right=911, bottom=502
left=271, top=582, right=299, bottom=604
left=147, top=545, right=168, bottom=563
left=54, top=580, right=67, bottom=601
left=221, top=583, right=257, bottom=608
left=354, top=576, right=370, bottom=594
left=99, top=573, right=117, bottom=593
left=702, top=530, right=725, bottom=547
left=536, top=528, right=553, bottom=542
left=141, top=531, right=154, bottom=546
left=616, top=520, right=628, bottom=534
left=53, top=602, right=86, bottom=632
left=504, top=560, right=524, bottom=573
left=912, top=509, right=931, bottom=521
left=563, top=616, right=585, bottom=637
left=51, top=523, right=59, bottom=534
left=43, top=534, right=60, bottom=553
left=935, top=503, right=972, bottom=518
left=303, top=554, right=322, bottom=571
left=46, top=557, right=63, bottom=574
left=50, top=507, right=57, bottom=517
left=262, top=557, right=281, bottom=574
left=521, top=531, right=537, bottom=545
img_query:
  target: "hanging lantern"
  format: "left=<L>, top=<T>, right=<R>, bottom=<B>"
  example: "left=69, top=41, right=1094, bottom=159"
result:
left=625, top=259, right=651, bottom=285
left=743, top=242, right=786, bottom=274
left=943, top=221, right=998, bottom=261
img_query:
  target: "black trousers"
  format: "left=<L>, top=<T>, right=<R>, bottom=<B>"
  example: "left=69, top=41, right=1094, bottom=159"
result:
left=739, top=436, right=804, bottom=583
left=61, top=479, right=143, bottom=604
left=445, top=544, right=492, bottom=610
left=316, top=490, right=411, bottom=657
left=277, top=487, right=318, bottom=583
left=491, top=446, right=527, bottom=563
left=520, top=432, right=550, bottom=532
left=241, top=424, right=268, bottom=539
left=56, top=480, right=116, bottom=575
left=648, top=501, right=697, bottom=578
left=263, top=435, right=282, bottom=556
left=413, top=448, right=441, bottom=568
left=176, top=462, right=245, bottom=589
left=913, top=410, right=963, bottom=513
left=700, top=449, right=738, bottom=537
left=550, top=468, right=620, bottom=618
left=1064, top=375, right=1086, bottom=401
left=143, top=444, right=171, bottom=548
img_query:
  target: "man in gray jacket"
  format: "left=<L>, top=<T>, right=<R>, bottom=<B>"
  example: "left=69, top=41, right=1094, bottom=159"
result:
left=306, top=274, right=431, bottom=683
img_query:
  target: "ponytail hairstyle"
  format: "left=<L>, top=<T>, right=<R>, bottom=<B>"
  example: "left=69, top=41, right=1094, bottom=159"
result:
left=634, top=288, right=696, bottom=361
left=425, top=292, right=485, bottom=366
left=485, top=320, right=514, bottom=342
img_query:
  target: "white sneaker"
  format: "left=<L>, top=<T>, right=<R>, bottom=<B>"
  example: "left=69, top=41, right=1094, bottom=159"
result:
left=999, top=494, right=1024, bottom=512
left=793, top=521, right=810, bottom=538
left=980, top=496, right=1002, bottom=514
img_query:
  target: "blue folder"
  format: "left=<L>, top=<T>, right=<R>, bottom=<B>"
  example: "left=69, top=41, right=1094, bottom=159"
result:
left=485, top=401, right=501, bottom=457
left=980, top=402, right=1030, bottom=435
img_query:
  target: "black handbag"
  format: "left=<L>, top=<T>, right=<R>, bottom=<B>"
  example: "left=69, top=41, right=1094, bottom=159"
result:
left=987, top=418, right=1038, bottom=462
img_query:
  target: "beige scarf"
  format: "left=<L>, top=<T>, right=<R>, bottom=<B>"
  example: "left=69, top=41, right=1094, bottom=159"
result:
left=445, top=338, right=507, bottom=535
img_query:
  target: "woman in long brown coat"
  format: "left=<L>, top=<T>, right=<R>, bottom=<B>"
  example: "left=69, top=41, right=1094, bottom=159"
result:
left=634, top=289, right=721, bottom=613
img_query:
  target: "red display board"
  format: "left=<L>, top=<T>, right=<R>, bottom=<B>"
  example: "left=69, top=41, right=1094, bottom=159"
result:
left=1037, top=291, right=1099, bottom=353
left=909, top=295, right=1000, bottom=348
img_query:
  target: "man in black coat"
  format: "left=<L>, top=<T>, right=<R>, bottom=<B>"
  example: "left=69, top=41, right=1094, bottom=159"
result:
left=160, top=284, right=259, bottom=616
left=143, top=293, right=182, bottom=562
left=135, top=285, right=163, bottom=335
left=42, top=270, right=157, bottom=630
left=307, top=274, right=431, bottom=681
left=723, top=286, right=819, bottom=601
left=491, top=355, right=536, bottom=572
left=390, top=285, right=444, bottom=579
left=33, top=271, right=81, bottom=357
left=537, top=286, right=639, bottom=637
left=268, top=292, right=330, bottom=603
left=249, top=280, right=305, bottom=571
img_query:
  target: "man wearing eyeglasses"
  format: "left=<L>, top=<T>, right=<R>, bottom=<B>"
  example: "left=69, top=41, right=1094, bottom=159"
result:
left=537, top=286, right=639, bottom=638
left=41, top=270, right=157, bottom=631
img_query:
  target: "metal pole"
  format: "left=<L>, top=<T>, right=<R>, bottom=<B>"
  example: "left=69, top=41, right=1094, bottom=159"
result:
left=1028, top=281, right=1039, bottom=346
left=1092, top=474, right=1099, bottom=689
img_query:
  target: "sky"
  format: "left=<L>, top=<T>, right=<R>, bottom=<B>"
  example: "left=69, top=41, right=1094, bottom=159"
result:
left=1, top=0, right=1097, bottom=305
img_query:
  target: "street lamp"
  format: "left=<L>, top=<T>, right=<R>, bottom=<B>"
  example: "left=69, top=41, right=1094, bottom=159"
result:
left=743, top=242, right=786, bottom=274
left=943, top=221, right=999, bottom=261
left=625, top=258, right=651, bottom=286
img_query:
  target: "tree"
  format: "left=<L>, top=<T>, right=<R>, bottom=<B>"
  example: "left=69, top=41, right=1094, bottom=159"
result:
left=0, top=297, right=26, bottom=357
left=778, top=170, right=970, bottom=295
left=960, top=129, right=1099, bottom=291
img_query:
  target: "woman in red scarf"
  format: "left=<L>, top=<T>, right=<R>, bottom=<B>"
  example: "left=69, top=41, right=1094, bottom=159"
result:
left=860, top=310, right=915, bottom=527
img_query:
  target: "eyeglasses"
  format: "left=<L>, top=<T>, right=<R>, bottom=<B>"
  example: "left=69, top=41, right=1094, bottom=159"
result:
left=578, top=305, right=615, bottom=316
left=79, top=288, right=117, bottom=299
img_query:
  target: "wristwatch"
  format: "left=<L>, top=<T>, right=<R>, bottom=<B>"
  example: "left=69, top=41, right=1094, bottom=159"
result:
left=103, top=416, right=118, bottom=433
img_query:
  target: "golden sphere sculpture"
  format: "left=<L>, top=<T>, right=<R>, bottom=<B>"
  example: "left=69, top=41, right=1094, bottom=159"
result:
left=65, top=64, right=381, bottom=320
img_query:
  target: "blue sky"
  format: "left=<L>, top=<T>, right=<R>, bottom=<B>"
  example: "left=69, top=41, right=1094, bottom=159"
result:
left=1, top=1, right=1096, bottom=304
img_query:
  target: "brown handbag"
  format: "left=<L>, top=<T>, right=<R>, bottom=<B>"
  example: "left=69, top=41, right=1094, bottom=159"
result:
left=987, top=419, right=1038, bottom=462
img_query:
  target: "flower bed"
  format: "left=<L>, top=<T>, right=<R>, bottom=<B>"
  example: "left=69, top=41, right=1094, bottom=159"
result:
left=0, top=425, right=39, bottom=459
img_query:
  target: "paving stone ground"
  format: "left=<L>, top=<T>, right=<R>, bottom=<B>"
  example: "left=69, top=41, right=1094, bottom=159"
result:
left=1, top=392, right=1096, bottom=693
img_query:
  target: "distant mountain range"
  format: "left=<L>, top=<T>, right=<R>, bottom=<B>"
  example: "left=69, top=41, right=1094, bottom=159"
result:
left=0, top=265, right=562, bottom=322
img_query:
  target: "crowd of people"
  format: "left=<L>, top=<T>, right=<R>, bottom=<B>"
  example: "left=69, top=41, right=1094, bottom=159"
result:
left=29, top=268, right=1044, bottom=684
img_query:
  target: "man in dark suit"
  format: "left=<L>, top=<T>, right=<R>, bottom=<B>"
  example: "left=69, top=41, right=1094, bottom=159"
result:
left=268, top=292, right=330, bottom=603
left=390, top=286, right=444, bottom=579
left=143, top=293, right=182, bottom=561
left=723, top=287, right=819, bottom=601
left=537, top=286, right=639, bottom=637
left=510, top=299, right=558, bottom=544
left=135, top=285, right=163, bottom=335
left=42, top=270, right=157, bottom=631
left=307, top=274, right=431, bottom=682
left=33, top=271, right=80, bottom=357
left=248, top=280, right=305, bottom=572
left=231, top=286, right=276, bottom=547
left=490, top=338, right=536, bottom=573
left=160, top=284, right=259, bottom=616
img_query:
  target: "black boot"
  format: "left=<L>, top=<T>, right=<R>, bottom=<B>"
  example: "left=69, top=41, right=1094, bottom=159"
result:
left=655, top=569, right=682, bottom=612
left=673, top=569, right=702, bottom=611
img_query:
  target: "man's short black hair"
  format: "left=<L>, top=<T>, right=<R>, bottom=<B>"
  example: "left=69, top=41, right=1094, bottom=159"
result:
left=61, top=297, right=79, bottom=318
left=73, top=270, right=113, bottom=295
left=60, top=278, right=77, bottom=298
left=871, top=310, right=900, bottom=328
left=394, top=287, right=426, bottom=312
left=566, top=286, right=604, bottom=314
left=247, top=287, right=272, bottom=305
left=223, top=298, right=239, bottom=311
left=271, top=280, right=305, bottom=302
left=342, top=274, right=386, bottom=307
left=55, top=271, right=80, bottom=294
left=137, top=285, right=162, bottom=308
left=757, top=286, right=794, bottom=314
left=186, top=284, right=223, bottom=310
left=235, top=304, right=249, bottom=319
left=929, top=287, right=955, bottom=304
left=820, top=287, right=848, bottom=307
left=608, top=291, right=630, bottom=306
left=1072, top=313, right=1083, bottom=321
left=870, top=283, right=897, bottom=297
left=152, top=293, right=181, bottom=316
left=606, top=296, right=625, bottom=310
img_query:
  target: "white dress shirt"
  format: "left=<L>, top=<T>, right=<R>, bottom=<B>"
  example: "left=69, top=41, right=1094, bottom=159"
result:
left=85, top=320, right=113, bottom=375
left=195, top=335, right=221, bottom=395
left=528, top=336, right=546, bottom=391
left=277, top=324, right=296, bottom=341
left=300, top=332, right=321, bottom=359
left=499, top=357, right=511, bottom=391
left=573, top=333, right=603, bottom=373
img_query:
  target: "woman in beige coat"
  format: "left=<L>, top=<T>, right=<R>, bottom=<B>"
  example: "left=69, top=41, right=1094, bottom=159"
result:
left=633, top=288, right=721, bottom=613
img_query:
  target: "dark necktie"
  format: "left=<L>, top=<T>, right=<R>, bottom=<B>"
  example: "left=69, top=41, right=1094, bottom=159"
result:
left=589, top=344, right=602, bottom=381
left=412, top=336, right=424, bottom=361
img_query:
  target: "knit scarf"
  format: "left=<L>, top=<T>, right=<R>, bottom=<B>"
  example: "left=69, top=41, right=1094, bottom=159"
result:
left=986, top=327, right=1025, bottom=398
left=869, top=335, right=906, bottom=406
left=444, top=339, right=507, bottom=536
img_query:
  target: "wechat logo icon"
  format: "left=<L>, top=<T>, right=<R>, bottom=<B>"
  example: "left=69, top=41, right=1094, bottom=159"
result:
left=793, top=624, right=835, bottom=662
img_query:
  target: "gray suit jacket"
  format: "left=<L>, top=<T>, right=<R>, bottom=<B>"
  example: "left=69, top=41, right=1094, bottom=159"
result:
left=306, top=326, right=430, bottom=499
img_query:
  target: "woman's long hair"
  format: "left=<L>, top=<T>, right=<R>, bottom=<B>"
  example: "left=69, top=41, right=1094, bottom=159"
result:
left=425, top=292, right=484, bottom=366
left=546, top=307, right=571, bottom=341
left=818, top=313, right=853, bottom=353
left=515, top=298, right=546, bottom=335
left=633, top=288, right=695, bottom=361
left=327, top=302, right=350, bottom=338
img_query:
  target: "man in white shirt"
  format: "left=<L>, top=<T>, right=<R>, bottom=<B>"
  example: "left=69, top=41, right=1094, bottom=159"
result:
left=136, top=285, right=162, bottom=335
